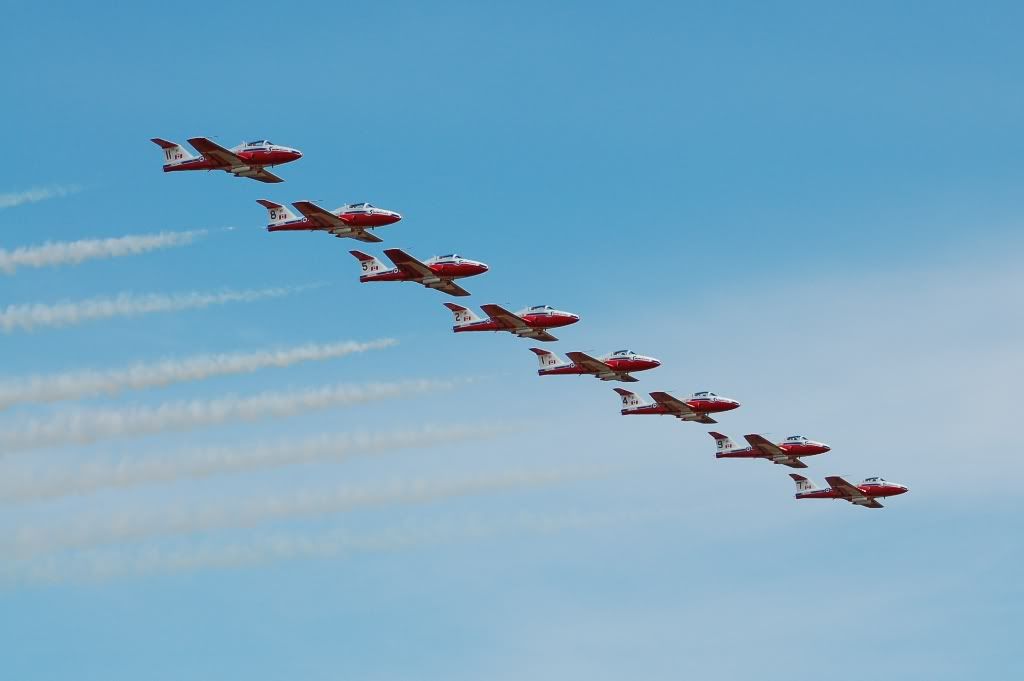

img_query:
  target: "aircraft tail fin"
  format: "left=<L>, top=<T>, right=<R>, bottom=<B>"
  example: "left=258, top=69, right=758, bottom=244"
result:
left=443, top=303, right=480, bottom=326
left=709, top=431, right=738, bottom=456
left=613, top=387, right=644, bottom=409
left=349, top=250, right=387, bottom=275
left=789, top=473, right=817, bottom=493
left=530, top=347, right=564, bottom=370
left=257, top=199, right=298, bottom=227
left=151, top=138, right=194, bottom=166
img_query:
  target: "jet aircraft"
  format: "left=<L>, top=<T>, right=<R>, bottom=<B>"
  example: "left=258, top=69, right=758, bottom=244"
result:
left=259, top=200, right=402, bottom=243
left=614, top=389, right=739, bottom=423
left=444, top=303, right=580, bottom=342
left=349, top=250, right=488, bottom=297
left=790, top=474, right=908, bottom=509
left=151, top=137, right=301, bottom=183
left=710, top=432, right=829, bottom=468
left=531, top=349, right=660, bottom=382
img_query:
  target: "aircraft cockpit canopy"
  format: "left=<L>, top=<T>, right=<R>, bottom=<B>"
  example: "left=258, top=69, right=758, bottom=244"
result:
left=529, top=305, right=554, bottom=312
left=244, top=140, right=272, bottom=147
left=439, top=254, right=461, bottom=260
left=611, top=350, right=634, bottom=357
left=862, top=477, right=888, bottom=485
left=693, top=391, right=718, bottom=398
left=347, top=202, right=373, bottom=209
left=786, top=435, right=808, bottom=442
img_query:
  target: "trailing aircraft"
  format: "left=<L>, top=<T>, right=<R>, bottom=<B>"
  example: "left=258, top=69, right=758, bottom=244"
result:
left=258, top=200, right=401, bottom=243
left=151, top=137, right=301, bottom=183
left=710, top=432, right=829, bottom=468
left=614, top=389, right=740, bottom=423
left=531, top=349, right=660, bottom=382
left=789, top=474, right=909, bottom=509
left=443, top=303, right=580, bottom=342
left=349, top=249, right=488, bottom=297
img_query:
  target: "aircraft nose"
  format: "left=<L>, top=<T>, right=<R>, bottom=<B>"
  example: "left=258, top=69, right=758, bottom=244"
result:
left=821, top=444, right=832, bottom=452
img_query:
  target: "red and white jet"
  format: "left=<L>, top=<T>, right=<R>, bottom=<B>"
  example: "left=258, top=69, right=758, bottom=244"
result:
left=614, top=389, right=739, bottom=423
left=350, top=250, right=488, bottom=297
left=790, top=474, right=909, bottom=509
left=258, top=200, right=402, bottom=243
left=151, top=138, right=302, bottom=183
left=531, top=349, right=660, bottom=383
left=710, top=432, right=829, bottom=468
left=444, top=303, right=580, bottom=342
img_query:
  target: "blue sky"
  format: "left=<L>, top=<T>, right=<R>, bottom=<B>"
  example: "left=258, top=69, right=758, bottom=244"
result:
left=1, top=1, right=1022, bottom=678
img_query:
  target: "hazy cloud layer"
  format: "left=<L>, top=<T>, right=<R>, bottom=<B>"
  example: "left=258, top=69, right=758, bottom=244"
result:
left=1, top=508, right=657, bottom=584
left=0, top=423, right=508, bottom=502
left=0, top=230, right=206, bottom=274
left=0, top=184, right=80, bottom=209
left=0, top=379, right=455, bottom=453
left=2, top=468, right=595, bottom=558
left=0, top=338, right=397, bottom=409
left=0, top=285, right=311, bottom=333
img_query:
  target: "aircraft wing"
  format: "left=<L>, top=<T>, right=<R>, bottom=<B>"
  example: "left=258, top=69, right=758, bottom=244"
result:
left=743, top=434, right=807, bottom=466
left=292, top=201, right=347, bottom=230
left=187, top=137, right=245, bottom=169
left=647, top=391, right=712, bottom=422
left=243, top=167, right=284, bottom=183
left=479, top=305, right=558, bottom=340
left=744, top=434, right=785, bottom=457
left=480, top=304, right=528, bottom=330
left=293, top=201, right=383, bottom=241
left=383, top=249, right=470, bottom=296
left=825, top=476, right=883, bottom=508
left=187, top=137, right=284, bottom=183
left=432, top=280, right=471, bottom=297
left=383, top=249, right=435, bottom=279
left=565, top=351, right=612, bottom=374
left=565, top=352, right=635, bottom=380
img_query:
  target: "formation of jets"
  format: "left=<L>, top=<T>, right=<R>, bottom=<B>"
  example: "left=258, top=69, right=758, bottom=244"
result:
left=153, top=136, right=910, bottom=510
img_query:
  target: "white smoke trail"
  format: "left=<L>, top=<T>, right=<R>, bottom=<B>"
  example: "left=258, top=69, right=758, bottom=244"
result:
left=1, top=468, right=595, bottom=558
left=0, top=230, right=206, bottom=274
left=0, top=379, right=455, bottom=454
left=0, top=184, right=80, bottom=209
left=0, top=285, right=312, bottom=333
left=0, top=338, right=398, bottom=409
left=1, top=508, right=664, bottom=584
left=0, top=423, right=509, bottom=503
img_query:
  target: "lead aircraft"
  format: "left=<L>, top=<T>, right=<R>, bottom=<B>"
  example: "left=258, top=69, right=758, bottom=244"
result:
left=615, top=389, right=739, bottom=423
left=710, top=432, right=829, bottom=468
left=349, top=250, right=488, bottom=297
left=531, top=349, right=660, bottom=382
left=151, top=138, right=302, bottom=183
left=444, top=304, right=580, bottom=342
left=259, top=200, right=402, bottom=243
left=790, top=474, right=909, bottom=509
